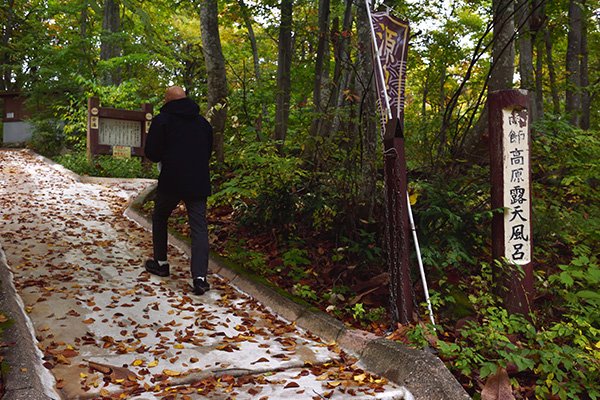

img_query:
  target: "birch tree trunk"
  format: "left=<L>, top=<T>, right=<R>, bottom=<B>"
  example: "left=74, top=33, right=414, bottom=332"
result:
left=200, top=0, right=228, bottom=163
left=274, top=0, right=293, bottom=149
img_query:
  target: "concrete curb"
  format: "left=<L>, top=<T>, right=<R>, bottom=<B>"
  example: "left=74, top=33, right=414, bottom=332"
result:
left=0, top=245, right=60, bottom=400
left=126, top=184, right=471, bottom=400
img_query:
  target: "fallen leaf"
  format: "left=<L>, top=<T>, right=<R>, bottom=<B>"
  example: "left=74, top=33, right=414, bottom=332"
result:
left=481, top=368, right=516, bottom=400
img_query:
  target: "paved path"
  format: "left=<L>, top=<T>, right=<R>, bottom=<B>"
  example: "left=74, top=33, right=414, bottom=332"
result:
left=0, top=150, right=411, bottom=399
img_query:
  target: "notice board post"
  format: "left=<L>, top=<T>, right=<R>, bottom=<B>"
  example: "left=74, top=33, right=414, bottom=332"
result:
left=489, top=89, right=534, bottom=315
left=87, top=97, right=153, bottom=165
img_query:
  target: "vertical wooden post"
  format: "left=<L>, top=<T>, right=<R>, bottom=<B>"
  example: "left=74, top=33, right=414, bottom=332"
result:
left=489, top=89, right=534, bottom=315
left=87, top=97, right=100, bottom=163
left=141, top=102, right=153, bottom=172
left=384, top=118, right=414, bottom=324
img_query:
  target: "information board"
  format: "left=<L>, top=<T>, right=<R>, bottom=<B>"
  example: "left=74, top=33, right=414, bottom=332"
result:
left=86, top=97, right=152, bottom=161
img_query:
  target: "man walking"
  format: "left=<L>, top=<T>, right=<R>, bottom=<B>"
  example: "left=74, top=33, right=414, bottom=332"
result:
left=144, top=86, right=213, bottom=295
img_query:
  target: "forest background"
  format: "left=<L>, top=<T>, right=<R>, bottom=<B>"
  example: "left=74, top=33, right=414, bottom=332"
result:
left=1, top=0, right=599, bottom=399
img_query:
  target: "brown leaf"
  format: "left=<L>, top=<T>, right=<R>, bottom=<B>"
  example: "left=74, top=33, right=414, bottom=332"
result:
left=481, top=368, right=515, bottom=400
left=284, top=381, right=300, bottom=389
left=88, top=361, right=139, bottom=383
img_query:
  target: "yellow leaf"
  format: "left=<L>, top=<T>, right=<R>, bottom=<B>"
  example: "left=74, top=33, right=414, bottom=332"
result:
left=409, top=192, right=419, bottom=205
left=100, top=388, right=110, bottom=396
left=80, top=372, right=88, bottom=379
left=163, top=369, right=181, bottom=377
left=132, top=359, right=144, bottom=366
left=327, top=381, right=342, bottom=388
left=353, top=373, right=367, bottom=383
left=174, top=344, right=184, bottom=349
left=148, top=360, right=158, bottom=368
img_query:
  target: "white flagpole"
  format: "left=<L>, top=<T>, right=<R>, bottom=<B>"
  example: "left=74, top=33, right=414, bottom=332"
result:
left=406, top=192, right=436, bottom=327
left=365, top=0, right=392, bottom=120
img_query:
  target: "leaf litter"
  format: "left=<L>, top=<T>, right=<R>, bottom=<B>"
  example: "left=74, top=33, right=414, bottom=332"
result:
left=0, top=150, right=411, bottom=399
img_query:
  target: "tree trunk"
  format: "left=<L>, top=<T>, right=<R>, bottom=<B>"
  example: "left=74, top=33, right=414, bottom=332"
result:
left=532, top=0, right=545, bottom=119
left=544, top=28, right=560, bottom=115
left=565, top=0, right=583, bottom=126
left=1, top=0, right=16, bottom=90
left=238, top=0, right=266, bottom=136
left=355, top=2, right=377, bottom=218
left=580, top=2, right=590, bottom=130
left=200, top=0, right=228, bottom=163
left=517, top=0, right=536, bottom=121
left=309, top=0, right=331, bottom=139
left=100, top=0, right=121, bottom=85
left=459, top=0, right=515, bottom=162
left=274, top=0, right=293, bottom=149
left=489, top=0, right=515, bottom=92
left=329, top=0, right=353, bottom=136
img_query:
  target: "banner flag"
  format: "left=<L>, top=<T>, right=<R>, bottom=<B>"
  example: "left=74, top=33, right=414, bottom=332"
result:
left=368, top=8, right=409, bottom=137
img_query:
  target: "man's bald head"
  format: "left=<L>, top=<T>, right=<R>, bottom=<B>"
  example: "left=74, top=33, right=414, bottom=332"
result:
left=165, top=86, right=186, bottom=103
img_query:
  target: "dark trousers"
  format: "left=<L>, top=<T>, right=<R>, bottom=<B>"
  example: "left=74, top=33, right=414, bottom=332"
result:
left=152, top=190, right=209, bottom=279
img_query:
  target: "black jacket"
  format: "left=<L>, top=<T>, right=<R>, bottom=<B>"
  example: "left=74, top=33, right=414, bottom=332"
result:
left=145, top=97, right=213, bottom=200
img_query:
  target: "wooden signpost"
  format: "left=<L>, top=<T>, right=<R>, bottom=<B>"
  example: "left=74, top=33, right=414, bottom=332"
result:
left=489, top=89, right=534, bottom=315
left=367, top=4, right=414, bottom=325
left=87, top=97, right=153, bottom=162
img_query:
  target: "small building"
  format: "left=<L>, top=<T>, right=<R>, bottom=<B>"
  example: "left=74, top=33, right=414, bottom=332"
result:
left=1, top=91, right=34, bottom=144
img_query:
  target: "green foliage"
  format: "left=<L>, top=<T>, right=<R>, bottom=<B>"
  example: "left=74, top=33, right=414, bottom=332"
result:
left=282, top=248, right=311, bottom=282
left=211, top=140, right=308, bottom=229
left=409, top=250, right=600, bottom=399
left=54, top=151, right=158, bottom=179
left=412, top=170, right=491, bottom=275
left=531, top=119, right=600, bottom=247
left=225, top=240, right=270, bottom=276
left=292, top=284, right=318, bottom=301
left=28, top=119, right=65, bottom=157
left=0, top=304, right=14, bottom=374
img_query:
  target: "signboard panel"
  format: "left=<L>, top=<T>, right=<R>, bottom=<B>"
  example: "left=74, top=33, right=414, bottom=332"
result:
left=99, top=118, right=142, bottom=147
left=86, top=97, right=152, bottom=161
left=502, top=108, right=531, bottom=265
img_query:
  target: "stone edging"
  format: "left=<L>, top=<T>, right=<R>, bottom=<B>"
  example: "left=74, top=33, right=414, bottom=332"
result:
left=125, top=183, right=471, bottom=400
left=0, top=245, right=60, bottom=400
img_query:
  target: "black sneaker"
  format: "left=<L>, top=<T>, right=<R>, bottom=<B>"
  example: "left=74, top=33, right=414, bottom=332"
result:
left=193, top=277, right=210, bottom=295
left=145, top=259, right=169, bottom=277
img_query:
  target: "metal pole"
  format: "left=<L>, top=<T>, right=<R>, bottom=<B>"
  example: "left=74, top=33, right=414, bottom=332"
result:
left=364, top=0, right=392, bottom=120
left=406, top=192, right=436, bottom=326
